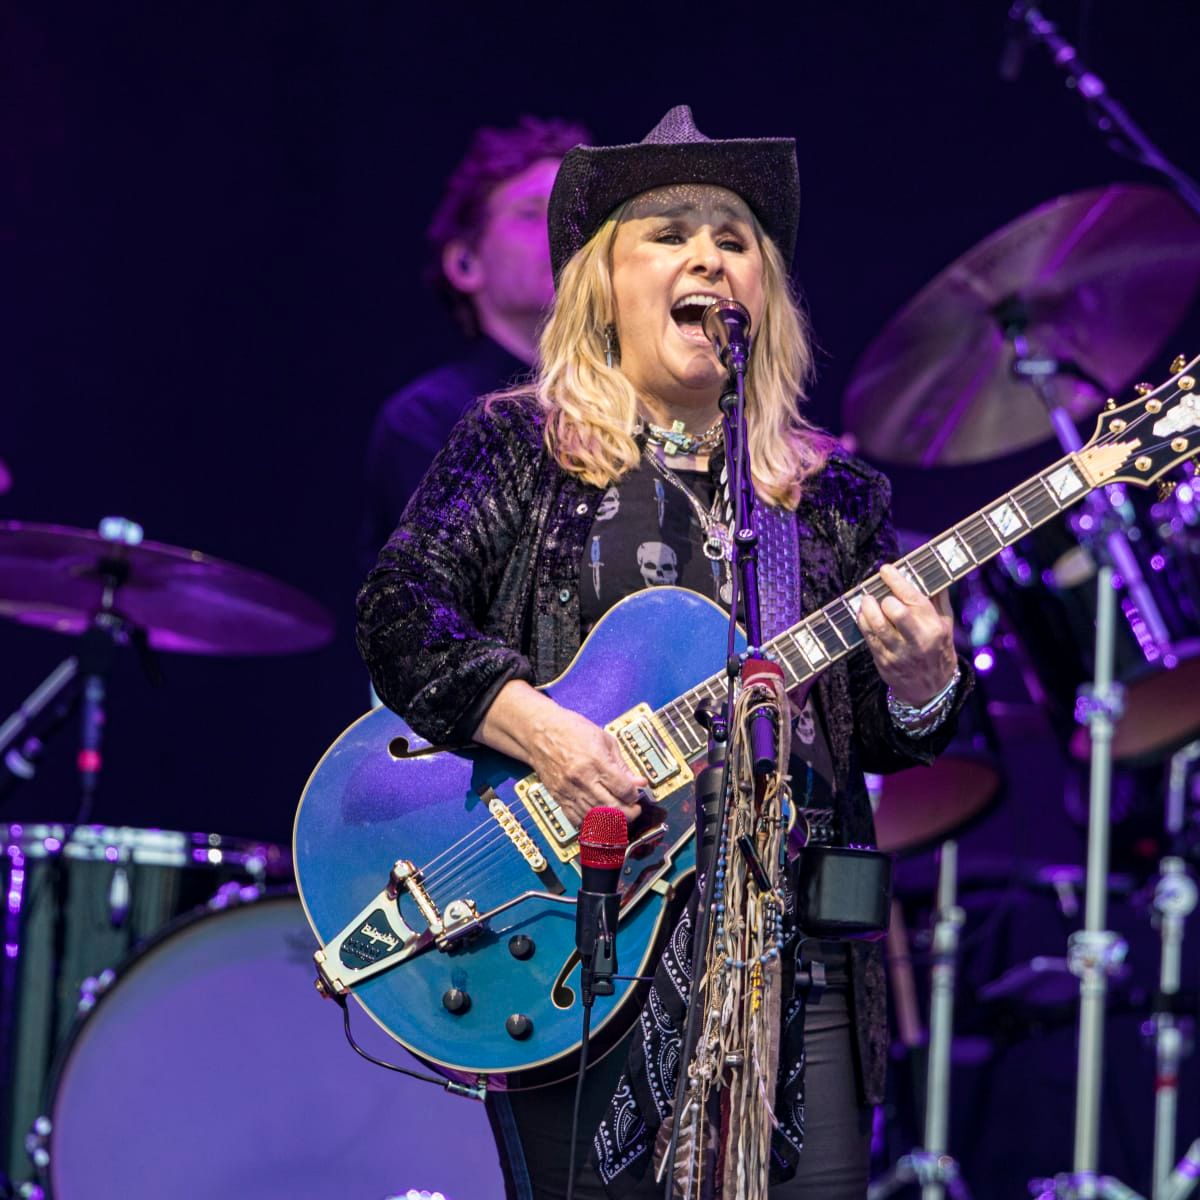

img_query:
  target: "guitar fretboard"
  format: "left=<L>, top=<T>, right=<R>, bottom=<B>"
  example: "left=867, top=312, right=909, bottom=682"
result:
left=653, top=452, right=1093, bottom=760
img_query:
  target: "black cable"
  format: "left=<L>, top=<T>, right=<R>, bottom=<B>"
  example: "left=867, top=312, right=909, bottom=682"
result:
left=337, top=992, right=482, bottom=1098
left=564, top=997, right=594, bottom=1200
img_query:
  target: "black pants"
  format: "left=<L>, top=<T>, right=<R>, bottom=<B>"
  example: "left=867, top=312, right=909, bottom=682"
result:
left=487, top=984, right=872, bottom=1200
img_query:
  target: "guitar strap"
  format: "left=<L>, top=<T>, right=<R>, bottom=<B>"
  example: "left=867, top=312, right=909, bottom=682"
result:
left=753, top=501, right=803, bottom=638
left=717, top=458, right=803, bottom=637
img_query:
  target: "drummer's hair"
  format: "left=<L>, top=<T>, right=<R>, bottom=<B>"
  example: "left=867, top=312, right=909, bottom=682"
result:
left=491, top=205, right=831, bottom=507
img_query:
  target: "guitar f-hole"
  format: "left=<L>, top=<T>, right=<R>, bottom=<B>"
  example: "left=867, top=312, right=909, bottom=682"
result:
left=551, top=949, right=581, bottom=1010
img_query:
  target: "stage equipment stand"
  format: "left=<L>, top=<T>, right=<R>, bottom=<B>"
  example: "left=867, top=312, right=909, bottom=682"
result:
left=1028, top=563, right=1135, bottom=1199
left=1145, top=742, right=1200, bottom=1200
left=659, top=302, right=784, bottom=1199
left=1007, top=4, right=1200, bottom=220
left=869, top=841, right=970, bottom=1200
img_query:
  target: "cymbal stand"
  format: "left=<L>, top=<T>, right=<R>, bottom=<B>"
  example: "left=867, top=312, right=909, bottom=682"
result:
left=1006, top=328, right=1177, bottom=670
left=0, top=518, right=148, bottom=820
left=1146, top=743, right=1200, bottom=1200
left=869, top=841, right=970, bottom=1200
left=1031, top=562, right=1134, bottom=1200
left=1006, top=4, right=1200, bottom=219
left=1010, top=341, right=1197, bottom=1200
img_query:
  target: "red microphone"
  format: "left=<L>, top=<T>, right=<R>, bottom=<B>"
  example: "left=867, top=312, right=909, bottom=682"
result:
left=576, top=807, right=628, bottom=1003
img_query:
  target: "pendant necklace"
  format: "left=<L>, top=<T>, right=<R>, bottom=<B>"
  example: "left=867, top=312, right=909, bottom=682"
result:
left=641, top=415, right=724, bottom=458
left=643, top=445, right=735, bottom=604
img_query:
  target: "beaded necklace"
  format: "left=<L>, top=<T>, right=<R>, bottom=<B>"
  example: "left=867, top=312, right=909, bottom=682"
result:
left=641, top=415, right=724, bottom=458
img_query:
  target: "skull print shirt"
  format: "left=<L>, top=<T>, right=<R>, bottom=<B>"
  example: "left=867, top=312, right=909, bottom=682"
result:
left=580, top=459, right=725, bottom=621
left=579, top=457, right=836, bottom=810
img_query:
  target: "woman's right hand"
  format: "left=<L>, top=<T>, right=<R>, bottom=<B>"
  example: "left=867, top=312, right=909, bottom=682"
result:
left=474, top=681, right=645, bottom=828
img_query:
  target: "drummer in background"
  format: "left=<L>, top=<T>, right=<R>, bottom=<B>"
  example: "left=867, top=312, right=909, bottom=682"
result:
left=358, top=114, right=591, bottom=574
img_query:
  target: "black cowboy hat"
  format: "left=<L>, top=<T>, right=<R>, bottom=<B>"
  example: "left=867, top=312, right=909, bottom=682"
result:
left=547, top=104, right=799, bottom=282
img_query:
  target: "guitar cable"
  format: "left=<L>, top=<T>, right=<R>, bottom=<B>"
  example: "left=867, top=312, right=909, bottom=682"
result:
left=334, top=990, right=487, bottom=1101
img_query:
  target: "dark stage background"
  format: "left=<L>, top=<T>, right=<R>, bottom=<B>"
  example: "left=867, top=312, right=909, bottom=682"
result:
left=4, top=3, right=1200, bottom=1197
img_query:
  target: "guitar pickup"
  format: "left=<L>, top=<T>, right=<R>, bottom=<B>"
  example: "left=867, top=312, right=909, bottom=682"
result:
left=514, top=778, right=579, bottom=863
left=607, top=704, right=688, bottom=801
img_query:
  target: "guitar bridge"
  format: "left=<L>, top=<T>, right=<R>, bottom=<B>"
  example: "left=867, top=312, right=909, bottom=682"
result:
left=312, top=859, right=480, bottom=997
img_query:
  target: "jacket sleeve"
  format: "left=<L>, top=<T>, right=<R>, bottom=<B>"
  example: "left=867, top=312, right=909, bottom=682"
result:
left=837, top=460, right=974, bottom=776
left=355, top=396, right=542, bottom=745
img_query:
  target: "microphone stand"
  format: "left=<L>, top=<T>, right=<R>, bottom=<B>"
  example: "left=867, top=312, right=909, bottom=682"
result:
left=660, top=316, right=783, bottom=1197
left=1007, top=2, right=1200, bottom=219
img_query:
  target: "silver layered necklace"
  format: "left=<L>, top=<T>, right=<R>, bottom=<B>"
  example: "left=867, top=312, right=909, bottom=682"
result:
left=642, top=443, right=734, bottom=603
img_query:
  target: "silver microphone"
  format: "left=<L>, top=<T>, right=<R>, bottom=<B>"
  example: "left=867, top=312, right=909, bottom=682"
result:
left=701, top=299, right=752, bottom=370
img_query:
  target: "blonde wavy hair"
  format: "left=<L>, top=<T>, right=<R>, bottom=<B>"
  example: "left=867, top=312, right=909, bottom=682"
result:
left=497, top=202, right=830, bottom=509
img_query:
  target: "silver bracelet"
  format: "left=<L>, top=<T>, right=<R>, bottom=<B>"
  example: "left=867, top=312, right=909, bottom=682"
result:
left=887, top=664, right=961, bottom=735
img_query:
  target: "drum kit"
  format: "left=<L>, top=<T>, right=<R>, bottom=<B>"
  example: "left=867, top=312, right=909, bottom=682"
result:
left=5, top=177, right=1199, bottom=1200
left=0, top=521, right=499, bottom=1198
left=852, top=183, right=1200, bottom=1200
left=3, top=37, right=1200, bottom=1200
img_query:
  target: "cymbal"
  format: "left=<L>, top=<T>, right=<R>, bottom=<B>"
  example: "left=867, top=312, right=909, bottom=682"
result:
left=843, top=184, right=1200, bottom=465
left=0, top=521, right=334, bottom=655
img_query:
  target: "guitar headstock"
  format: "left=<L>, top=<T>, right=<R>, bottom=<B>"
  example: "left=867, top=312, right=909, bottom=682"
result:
left=1079, top=353, right=1200, bottom=488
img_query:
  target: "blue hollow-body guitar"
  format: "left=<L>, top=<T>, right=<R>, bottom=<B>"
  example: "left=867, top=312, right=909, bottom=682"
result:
left=293, top=361, right=1200, bottom=1087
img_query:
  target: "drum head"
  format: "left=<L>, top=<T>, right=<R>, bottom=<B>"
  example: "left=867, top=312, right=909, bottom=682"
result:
left=47, top=893, right=501, bottom=1199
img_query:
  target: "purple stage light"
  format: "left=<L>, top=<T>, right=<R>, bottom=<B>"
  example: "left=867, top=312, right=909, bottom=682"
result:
left=973, top=647, right=996, bottom=672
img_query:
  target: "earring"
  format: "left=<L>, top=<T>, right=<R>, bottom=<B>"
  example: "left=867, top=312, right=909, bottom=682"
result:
left=604, top=324, right=618, bottom=369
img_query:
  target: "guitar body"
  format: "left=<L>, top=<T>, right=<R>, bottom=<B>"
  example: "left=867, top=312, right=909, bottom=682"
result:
left=294, top=588, right=745, bottom=1087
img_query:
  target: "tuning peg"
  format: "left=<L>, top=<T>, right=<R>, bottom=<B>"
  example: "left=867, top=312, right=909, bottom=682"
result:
left=1159, top=480, right=1178, bottom=502
left=1171, top=354, right=1189, bottom=373
left=1104, top=398, right=1117, bottom=411
left=1134, top=382, right=1154, bottom=396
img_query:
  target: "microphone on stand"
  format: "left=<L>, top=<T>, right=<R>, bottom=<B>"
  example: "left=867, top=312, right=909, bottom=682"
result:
left=565, top=806, right=628, bottom=1200
left=576, top=806, right=628, bottom=1005
left=701, top=299, right=752, bottom=373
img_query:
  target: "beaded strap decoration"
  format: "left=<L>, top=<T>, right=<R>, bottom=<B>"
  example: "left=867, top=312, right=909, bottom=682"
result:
left=664, top=667, right=792, bottom=1200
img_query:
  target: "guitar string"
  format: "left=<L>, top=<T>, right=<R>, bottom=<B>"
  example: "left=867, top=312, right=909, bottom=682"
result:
left=418, top=815, right=537, bottom=891
left=408, top=386, right=1194, bottom=897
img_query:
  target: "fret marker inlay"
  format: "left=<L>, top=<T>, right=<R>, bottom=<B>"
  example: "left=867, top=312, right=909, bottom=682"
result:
left=986, top=502, right=1023, bottom=539
left=795, top=628, right=826, bottom=666
left=935, top=535, right=969, bottom=574
left=1047, top=464, right=1083, bottom=500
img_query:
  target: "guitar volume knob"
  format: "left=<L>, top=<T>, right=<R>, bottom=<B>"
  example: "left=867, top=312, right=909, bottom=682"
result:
left=505, top=1013, right=533, bottom=1040
left=508, top=934, right=535, bottom=960
left=442, top=988, right=471, bottom=1014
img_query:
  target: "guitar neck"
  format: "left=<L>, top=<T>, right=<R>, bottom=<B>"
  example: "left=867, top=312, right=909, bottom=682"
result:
left=655, top=449, right=1103, bottom=757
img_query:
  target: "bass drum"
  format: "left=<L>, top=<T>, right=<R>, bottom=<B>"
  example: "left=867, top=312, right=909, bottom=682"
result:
left=40, top=891, right=502, bottom=1200
left=0, top=824, right=290, bottom=1187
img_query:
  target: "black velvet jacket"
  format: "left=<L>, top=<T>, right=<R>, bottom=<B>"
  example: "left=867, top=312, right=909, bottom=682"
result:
left=356, top=394, right=972, bottom=1105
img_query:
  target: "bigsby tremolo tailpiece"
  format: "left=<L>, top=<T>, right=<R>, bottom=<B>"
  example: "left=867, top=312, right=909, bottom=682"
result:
left=313, top=859, right=478, bottom=1000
